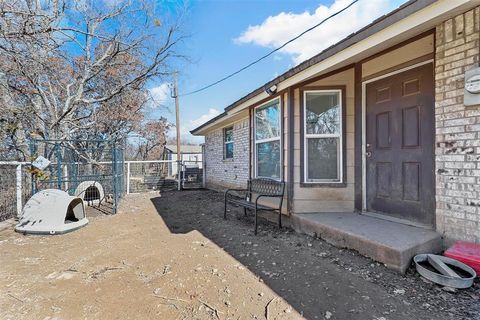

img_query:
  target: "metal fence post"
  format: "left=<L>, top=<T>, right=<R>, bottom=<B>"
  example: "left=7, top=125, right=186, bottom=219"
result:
left=55, top=143, right=62, bottom=190
left=177, top=160, right=182, bottom=191
left=112, top=141, right=118, bottom=214
left=16, top=164, right=22, bottom=219
left=126, top=162, right=131, bottom=194
left=30, top=140, right=37, bottom=195
left=202, top=144, right=206, bottom=189
left=64, top=165, right=69, bottom=193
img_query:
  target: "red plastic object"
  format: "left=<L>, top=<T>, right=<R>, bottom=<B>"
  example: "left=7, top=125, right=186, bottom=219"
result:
left=444, top=241, right=480, bottom=275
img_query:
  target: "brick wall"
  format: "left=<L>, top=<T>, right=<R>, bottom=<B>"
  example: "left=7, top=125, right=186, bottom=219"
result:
left=204, top=118, right=250, bottom=190
left=435, top=7, right=480, bottom=243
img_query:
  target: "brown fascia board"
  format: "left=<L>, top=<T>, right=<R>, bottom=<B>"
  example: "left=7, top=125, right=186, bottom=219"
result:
left=191, top=0, right=435, bottom=135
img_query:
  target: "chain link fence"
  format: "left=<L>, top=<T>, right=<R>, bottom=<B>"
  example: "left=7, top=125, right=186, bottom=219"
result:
left=0, top=158, right=204, bottom=222
left=0, top=162, right=32, bottom=222
left=30, top=139, right=125, bottom=214
left=125, top=159, right=203, bottom=193
left=126, top=161, right=177, bottom=193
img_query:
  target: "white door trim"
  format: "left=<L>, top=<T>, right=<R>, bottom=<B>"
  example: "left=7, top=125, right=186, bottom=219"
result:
left=361, top=59, right=434, bottom=211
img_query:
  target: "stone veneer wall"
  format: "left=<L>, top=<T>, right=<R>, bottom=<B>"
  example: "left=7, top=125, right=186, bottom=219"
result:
left=204, top=118, right=250, bottom=190
left=435, top=7, right=480, bottom=243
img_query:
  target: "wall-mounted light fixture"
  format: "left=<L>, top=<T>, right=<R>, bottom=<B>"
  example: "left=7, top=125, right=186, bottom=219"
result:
left=264, top=84, right=277, bottom=96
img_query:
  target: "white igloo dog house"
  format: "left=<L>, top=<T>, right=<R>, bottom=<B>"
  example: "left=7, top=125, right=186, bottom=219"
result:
left=15, top=189, right=88, bottom=235
left=74, top=181, right=105, bottom=206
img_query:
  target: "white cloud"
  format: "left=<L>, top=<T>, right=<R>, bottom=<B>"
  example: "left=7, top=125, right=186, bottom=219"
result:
left=168, top=108, right=221, bottom=143
left=235, top=0, right=397, bottom=64
left=189, top=108, right=221, bottom=129
left=149, top=83, right=171, bottom=107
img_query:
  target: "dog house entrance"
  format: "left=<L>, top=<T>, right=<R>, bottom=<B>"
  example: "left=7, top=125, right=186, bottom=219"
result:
left=65, top=198, right=84, bottom=223
left=84, top=186, right=101, bottom=202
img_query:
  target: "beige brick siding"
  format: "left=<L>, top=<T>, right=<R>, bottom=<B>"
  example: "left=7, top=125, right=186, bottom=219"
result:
left=435, top=7, right=480, bottom=243
left=204, top=118, right=250, bottom=189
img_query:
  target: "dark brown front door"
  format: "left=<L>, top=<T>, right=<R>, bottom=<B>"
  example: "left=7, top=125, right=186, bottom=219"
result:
left=366, top=63, right=434, bottom=226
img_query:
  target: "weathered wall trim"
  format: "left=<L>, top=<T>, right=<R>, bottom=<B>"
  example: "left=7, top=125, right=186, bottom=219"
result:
left=360, top=29, right=435, bottom=65
left=362, top=53, right=434, bottom=82
left=292, top=64, right=355, bottom=90
left=354, top=63, right=363, bottom=211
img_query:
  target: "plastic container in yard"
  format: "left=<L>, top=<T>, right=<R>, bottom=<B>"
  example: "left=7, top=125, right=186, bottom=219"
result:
left=444, top=241, right=480, bottom=275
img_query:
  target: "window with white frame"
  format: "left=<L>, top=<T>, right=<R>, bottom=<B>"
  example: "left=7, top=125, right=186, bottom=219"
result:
left=255, top=99, right=281, bottom=179
left=224, top=126, right=234, bottom=159
left=304, top=90, right=342, bottom=183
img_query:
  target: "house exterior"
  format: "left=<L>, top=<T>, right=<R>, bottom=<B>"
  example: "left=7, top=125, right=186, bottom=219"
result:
left=191, top=0, right=480, bottom=246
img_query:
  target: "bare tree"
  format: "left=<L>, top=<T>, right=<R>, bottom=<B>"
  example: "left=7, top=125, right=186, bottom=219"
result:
left=0, top=0, right=184, bottom=160
left=129, top=117, right=171, bottom=161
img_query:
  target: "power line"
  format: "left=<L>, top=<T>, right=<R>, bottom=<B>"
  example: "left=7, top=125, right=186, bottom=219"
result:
left=179, top=0, right=360, bottom=97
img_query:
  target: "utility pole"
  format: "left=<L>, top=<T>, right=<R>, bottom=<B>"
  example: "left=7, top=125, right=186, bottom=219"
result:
left=174, top=74, right=181, bottom=191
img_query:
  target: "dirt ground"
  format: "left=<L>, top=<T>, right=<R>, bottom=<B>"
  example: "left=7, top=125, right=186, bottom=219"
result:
left=1, top=189, right=479, bottom=320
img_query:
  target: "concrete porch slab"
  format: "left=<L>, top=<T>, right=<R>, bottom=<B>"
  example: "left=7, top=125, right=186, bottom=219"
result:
left=291, top=212, right=442, bottom=273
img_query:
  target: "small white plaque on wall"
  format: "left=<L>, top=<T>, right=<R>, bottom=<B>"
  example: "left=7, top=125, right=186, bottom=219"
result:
left=464, top=67, right=480, bottom=106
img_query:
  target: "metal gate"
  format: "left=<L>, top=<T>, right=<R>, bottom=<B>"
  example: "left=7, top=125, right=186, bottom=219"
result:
left=180, top=160, right=203, bottom=189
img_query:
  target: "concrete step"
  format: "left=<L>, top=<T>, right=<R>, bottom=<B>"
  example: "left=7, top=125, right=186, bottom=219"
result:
left=291, top=212, right=442, bottom=273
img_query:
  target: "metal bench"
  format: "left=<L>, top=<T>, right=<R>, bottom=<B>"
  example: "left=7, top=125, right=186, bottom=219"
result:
left=224, top=178, right=285, bottom=235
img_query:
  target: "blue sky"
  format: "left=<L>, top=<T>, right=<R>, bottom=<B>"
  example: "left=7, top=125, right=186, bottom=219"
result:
left=147, top=0, right=408, bottom=143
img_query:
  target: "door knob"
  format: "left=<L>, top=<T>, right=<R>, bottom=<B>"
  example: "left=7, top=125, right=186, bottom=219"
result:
left=366, top=151, right=372, bottom=158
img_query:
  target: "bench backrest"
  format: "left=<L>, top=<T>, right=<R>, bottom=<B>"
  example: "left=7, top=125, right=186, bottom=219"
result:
left=248, top=178, right=285, bottom=197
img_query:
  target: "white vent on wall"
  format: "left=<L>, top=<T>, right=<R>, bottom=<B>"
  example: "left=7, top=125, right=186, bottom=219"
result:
left=464, top=67, right=480, bottom=106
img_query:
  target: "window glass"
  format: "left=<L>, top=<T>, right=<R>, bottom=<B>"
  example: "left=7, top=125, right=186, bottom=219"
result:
left=304, top=91, right=342, bottom=182
left=224, top=127, right=233, bottom=142
left=255, top=102, right=280, bottom=140
left=225, top=142, right=233, bottom=159
left=306, top=92, right=340, bottom=135
left=307, top=138, right=339, bottom=180
left=256, top=140, right=281, bottom=179
left=224, top=126, right=234, bottom=159
left=255, top=100, right=281, bottom=179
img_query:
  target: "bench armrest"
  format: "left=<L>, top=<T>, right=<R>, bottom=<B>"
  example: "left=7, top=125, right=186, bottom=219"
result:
left=255, top=194, right=284, bottom=207
left=225, top=188, right=248, bottom=198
